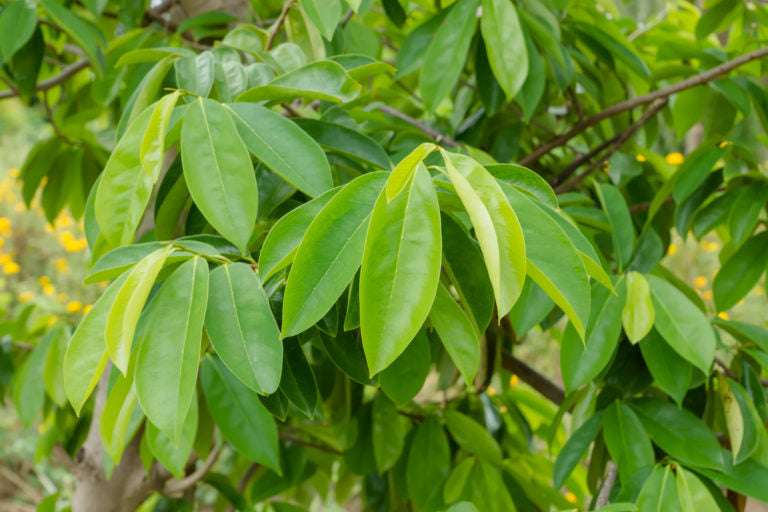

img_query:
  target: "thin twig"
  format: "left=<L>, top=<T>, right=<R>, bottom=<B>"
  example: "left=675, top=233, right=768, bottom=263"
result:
left=43, top=90, right=72, bottom=144
left=716, top=357, right=738, bottom=380
left=163, top=442, right=222, bottom=494
left=265, top=0, right=295, bottom=51
left=279, top=434, right=342, bottom=455
left=520, top=46, right=768, bottom=166
left=595, top=462, right=617, bottom=508
left=0, top=59, right=90, bottom=100
left=377, top=104, right=459, bottom=147
left=552, top=133, right=622, bottom=186
left=500, top=351, right=565, bottom=406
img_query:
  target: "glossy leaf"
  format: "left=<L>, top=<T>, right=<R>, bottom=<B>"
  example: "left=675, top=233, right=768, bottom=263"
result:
left=371, top=393, right=407, bottom=473
left=385, top=143, right=436, bottom=201
left=636, top=466, right=680, bottom=512
left=174, top=51, right=215, bottom=97
left=553, top=411, right=603, bottom=488
left=728, top=182, right=768, bottom=246
left=445, top=410, right=503, bottom=465
left=298, top=0, right=341, bottom=40
left=676, top=467, right=720, bottom=512
left=623, top=271, right=654, bottom=344
left=237, top=61, right=361, bottom=103
left=146, top=393, right=198, bottom=478
left=638, top=329, right=692, bottom=406
left=712, top=232, right=768, bottom=311
left=380, top=328, right=431, bottom=404
left=407, top=417, right=450, bottom=508
left=140, top=91, right=180, bottom=182
left=596, top=183, right=635, bottom=271
left=602, top=401, right=655, bottom=484
left=293, top=118, right=391, bottom=171
left=480, top=0, right=528, bottom=99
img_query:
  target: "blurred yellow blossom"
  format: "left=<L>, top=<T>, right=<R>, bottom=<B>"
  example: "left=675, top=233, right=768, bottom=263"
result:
left=19, top=291, right=33, bottom=302
left=694, top=276, right=708, bottom=288
left=57, top=292, right=68, bottom=302
left=719, top=141, right=730, bottom=148
left=702, top=290, right=713, bottom=301
left=0, top=217, right=11, bottom=236
left=43, top=284, right=55, bottom=296
left=565, top=492, right=577, bottom=504
left=0, top=254, right=11, bottom=264
left=66, top=301, right=83, bottom=313
left=55, top=258, right=68, bottom=273
left=636, top=154, right=646, bottom=162
left=510, top=374, right=519, bottom=387
left=666, top=153, right=684, bottom=165
left=667, top=243, right=677, bottom=255
left=38, top=276, right=50, bottom=285
left=54, top=215, right=71, bottom=229
left=486, top=386, right=496, bottom=396
left=47, top=316, right=58, bottom=326
left=718, top=312, right=729, bottom=320
left=0, top=238, right=4, bottom=248
left=755, top=286, right=764, bottom=295
left=83, top=304, right=93, bottom=314
left=498, top=404, right=508, bottom=413
left=738, top=299, right=745, bottom=306
left=8, top=168, right=19, bottom=178
left=701, top=240, right=720, bottom=252
left=14, top=202, right=24, bottom=212
left=3, top=261, right=19, bottom=274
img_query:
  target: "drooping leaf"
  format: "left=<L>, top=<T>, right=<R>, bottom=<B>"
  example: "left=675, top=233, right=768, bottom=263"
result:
left=445, top=410, right=503, bottom=465
left=407, top=417, right=450, bottom=508
left=380, top=328, right=432, bottom=405
left=638, top=329, right=692, bottom=406
left=553, top=411, right=603, bottom=488
left=480, top=0, right=528, bottom=99
left=623, top=271, right=654, bottom=344
left=0, top=0, right=37, bottom=61
left=140, top=91, right=181, bottom=182
left=602, top=401, right=655, bottom=484
left=712, top=232, right=768, bottom=311
left=371, top=393, right=407, bottom=473
left=146, top=393, right=198, bottom=479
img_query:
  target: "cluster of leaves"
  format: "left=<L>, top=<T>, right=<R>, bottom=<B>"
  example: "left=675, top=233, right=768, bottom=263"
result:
left=2, top=0, right=768, bottom=510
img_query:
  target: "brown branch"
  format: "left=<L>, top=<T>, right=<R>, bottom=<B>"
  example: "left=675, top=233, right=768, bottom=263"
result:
left=265, top=0, right=295, bottom=51
left=163, top=442, right=222, bottom=495
left=520, top=46, right=768, bottom=167
left=500, top=351, right=565, bottom=406
left=0, top=59, right=90, bottom=100
left=279, top=434, right=342, bottom=455
left=596, top=461, right=618, bottom=508
left=552, top=133, right=622, bottom=186
left=377, top=104, right=459, bottom=147
left=555, top=98, right=668, bottom=193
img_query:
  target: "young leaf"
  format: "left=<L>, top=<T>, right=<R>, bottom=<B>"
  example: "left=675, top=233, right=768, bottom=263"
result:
left=146, top=394, right=198, bottom=479
left=226, top=103, right=333, bottom=197
left=175, top=51, right=215, bottom=97
left=676, top=467, right=720, bottom=512
left=140, top=91, right=181, bottom=182
left=135, top=257, right=209, bottom=443
left=39, top=0, right=104, bottom=74
left=623, top=271, right=654, bottom=344
left=386, top=143, right=436, bottom=201
left=636, top=466, right=681, bottom=512
left=201, top=355, right=280, bottom=472
left=105, top=246, right=171, bottom=375
left=480, top=0, right=528, bottom=99
left=360, top=165, right=441, bottom=375
left=206, top=263, right=282, bottom=394
left=298, top=0, right=341, bottom=40
left=181, top=98, right=258, bottom=253
left=282, top=172, right=386, bottom=337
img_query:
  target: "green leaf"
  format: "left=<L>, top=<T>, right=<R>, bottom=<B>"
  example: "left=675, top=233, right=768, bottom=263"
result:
left=0, top=0, right=37, bottom=61
left=407, top=417, right=450, bottom=508
left=42, top=329, right=67, bottom=407
left=105, top=246, right=171, bottom=374
left=596, top=183, right=635, bottom=271
left=201, top=355, right=280, bottom=471
left=638, top=329, right=692, bottom=406
left=280, top=338, right=319, bottom=418
left=602, top=401, right=655, bottom=484
left=64, top=273, right=129, bottom=415
left=553, top=411, right=603, bottom=488
left=647, top=274, right=715, bottom=374
left=444, top=502, right=480, bottom=512
left=85, top=242, right=191, bottom=285
left=445, top=410, right=503, bottom=465
left=13, top=337, right=51, bottom=427
left=486, top=164, right=557, bottom=210
left=146, top=394, right=198, bottom=479
left=631, top=398, right=723, bottom=470
left=237, top=61, right=361, bottom=103
left=258, top=187, right=338, bottom=281
left=395, top=9, right=450, bottom=78
left=480, top=0, right=528, bottom=99
left=443, top=152, right=526, bottom=317
left=698, top=457, right=768, bottom=503
left=728, top=182, right=768, bottom=246
left=386, top=143, right=436, bottom=201
left=420, top=0, right=480, bottom=111
left=174, top=51, right=215, bottom=97
left=720, top=376, right=761, bottom=464
left=100, top=363, right=143, bottom=465
left=623, top=271, right=654, bottom=344
left=636, top=466, right=680, bottom=512
left=676, top=466, right=720, bottom=512
left=181, top=98, right=258, bottom=253
left=470, top=462, right=515, bottom=512
left=561, top=279, right=626, bottom=394
left=226, top=103, right=332, bottom=197
left=140, top=91, right=180, bottom=182
left=293, top=118, right=392, bottom=171
left=671, top=146, right=724, bottom=204
left=516, top=29, right=545, bottom=119
left=361, top=165, right=441, bottom=375
left=443, top=457, right=476, bottom=503
left=429, top=282, right=481, bottom=386
left=696, top=0, right=740, bottom=39
left=206, top=263, right=281, bottom=394
left=135, top=257, right=209, bottom=443
left=380, top=328, right=431, bottom=404
left=282, top=172, right=386, bottom=337
left=501, top=182, right=590, bottom=339
left=713, top=232, right=768, bottom=311
left=372, top=393, right=407, bottom=473
left=298, top=0, right=341, bottom=40
left=39, top=0, right=104, bottom=74
left=95, top=105, right=155, bottom=247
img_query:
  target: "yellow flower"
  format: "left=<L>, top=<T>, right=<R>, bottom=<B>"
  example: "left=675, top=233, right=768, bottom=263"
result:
left=0, top=254, right=11, bottom=264
left=702, top=290, right=713, bottom=301
left=0, top=238, right=4, bottom=248
left=738, top=299, right=745, bottom=306
left=701, top=240, right=720, bottom=252
left=0, top=217, right=10, bottom=236
left=57, top=292, right=68, bottom=302
left=83, top=304, right=93, bottom=314
left=667, top=243, right=677, bottom=255
left=755, top=285, right=765, bottom=295
left=43, top=283, right=55, bottom=296
left=54, top=258, right=68, bottom=273
left=3, top=261, right=19, bottom=274
left=18, top=291, right=33, bottom=302
left=718, top=312, right=729, bottom=320
left=8, top=168, right=19, bottom=178
left=498, top=404, right=508, bottom=413
left=694, top=276, right=708, bottom=288
left=665, top=152, right=684, bottom=165
left=487, top=386, right=496, bottom=396
left=47, top=315, right=58, bottom=326
left=565, top=492, right=578, bottom=504
left=38, top=276, right=50, bottom=286
left=66, top=301, right=83, bottom=313
left=719, top=141, right=730, bottom=148
left=64, top=238, right=88, bottom=252
left=54, top=215, right=71, bottom=229
left=509, top=374, right=519, bottom=387
left=636, top=154, right=646, bottom=162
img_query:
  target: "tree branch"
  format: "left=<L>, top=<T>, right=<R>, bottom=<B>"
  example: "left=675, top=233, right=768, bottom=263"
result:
left=0, top=59, right=90, bottom=100
left=377, top=104, right=459, bottom=147
left=500, top=351, right=565, bottom=406
left=279, top=434, right=342, bottom=455
left=265, top=0, right=295, bottom=51
left=163, top=442, right=222, bottom=495
left=596, top=461, right=617, bottom=508
left=520, top=46, right=768, bottom=167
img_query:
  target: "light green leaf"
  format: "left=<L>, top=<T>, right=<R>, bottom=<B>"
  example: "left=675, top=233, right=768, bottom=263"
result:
left=140, top=91, right=180, bottom=182
left=105, top=246, right=171, bottom=375
left=100, top=366, right=143, bottom=465
left=95, top=106, right=155, bottom=247
left=282, top=172, right=386, bottom=337
left=39, top=0, right=104, bottom=74
left=298, top=0, right=342, bottom=40
left=480, top=0, right=528, bottom=99
left=64, top=273, right=129, bottom=415
left=445, top=410, right=503, bottom=465
left=181, top=98, right=258, bottom=253
left=470, top=462, right=515, bottom=512
left=442, top=152, right=526, bottom=317
left=201, top=355, right=280, bottom=472
left=429, top=282, right=481, bottom=387
left=386, top=143, right=436, bottom=201
left=647, top=274, right=715, bottom=374
left=637, top=466, right=680, bottom=512
left=361, top=165, right=441, bottom=375
left=135, top=257, right=209, bottom=443
left=146, top=394, right=198, bottom=479
left=372, top=393, right=407, bottom=473
left=174, top=51, right=215, bottom=97
left=205, top=263, right=282, bottom=394
left=226, top=103, right=332, bottom=197
left=0, top=0, right=37, bottom=61
left=676, top=467, right=720, bottom=512
left=623, top=271, right=654, bottom=343
left=237, top=61, right=361, bottom=103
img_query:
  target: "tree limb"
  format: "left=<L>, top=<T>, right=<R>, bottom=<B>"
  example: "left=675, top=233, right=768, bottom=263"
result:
left=265, top=0, right=295, bottom=51
left=500, top=351, right=565, bottom=406
left=0, top=59, right=90, bottom=100
left=520, top=46, right=768, bottom=167
left=279, top=434, right=343, bottom=455
left=377, top=104, right=459, bottom=147
left=163, top=442, right=222, bottom=495
left=596, top=461, right=617, bottom=508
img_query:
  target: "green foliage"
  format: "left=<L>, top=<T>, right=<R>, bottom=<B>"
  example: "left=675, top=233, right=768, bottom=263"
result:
left=2, top=0, right=768, bottom=510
